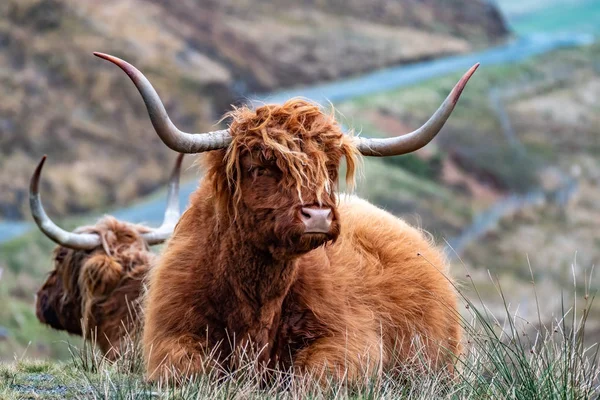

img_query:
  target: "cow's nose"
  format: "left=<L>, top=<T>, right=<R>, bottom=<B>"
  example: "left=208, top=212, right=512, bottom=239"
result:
left=299, top=207, right=333, bottom=233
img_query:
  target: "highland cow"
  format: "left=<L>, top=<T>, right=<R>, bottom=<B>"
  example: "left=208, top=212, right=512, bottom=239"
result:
left=32, top=154, right=183, bottom=360
left=96, top=52, right=478, bottom=381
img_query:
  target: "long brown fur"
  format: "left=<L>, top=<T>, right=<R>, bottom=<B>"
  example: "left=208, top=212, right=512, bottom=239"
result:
left=36, top=216, right=153, bottom=360
left=143, top=98, right=460, bottom=382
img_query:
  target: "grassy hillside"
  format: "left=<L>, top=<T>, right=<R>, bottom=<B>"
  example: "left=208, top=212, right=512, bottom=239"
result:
left=0, top=0, right=508, bottom=221
left=338, top=41, right=600, bottom=328
left=1, top=279, right=598, bottom=399
left=0, top=223, right=87, bottom=361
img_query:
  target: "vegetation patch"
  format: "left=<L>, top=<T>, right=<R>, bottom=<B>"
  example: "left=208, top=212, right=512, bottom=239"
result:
left=0, top=271, right=597, bottom=399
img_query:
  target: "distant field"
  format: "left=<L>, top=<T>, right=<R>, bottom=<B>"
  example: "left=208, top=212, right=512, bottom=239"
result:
left=496, top=0, right=600, bottom=35
left=496, top=0, right=583, bottom=15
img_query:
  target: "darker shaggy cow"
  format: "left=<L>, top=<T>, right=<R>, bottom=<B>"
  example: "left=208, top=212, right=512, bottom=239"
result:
left=32, top=154, right=183, bottom=360
left=96, top=52, right=478, bottom=381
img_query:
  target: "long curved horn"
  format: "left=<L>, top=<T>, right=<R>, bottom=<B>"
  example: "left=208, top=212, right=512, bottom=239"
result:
left=141, top=154, right=184, bottom=245
left=356, top=63, right=479, bottom=157
left=29, top=156, right=101, bottom=250
left=93, top=52, right=231, bottom=154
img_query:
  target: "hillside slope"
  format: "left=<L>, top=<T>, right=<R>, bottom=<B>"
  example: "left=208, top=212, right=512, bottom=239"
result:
left=338, top=42, right=600, bottom=330
left=0, top=0, right=508, bottom=220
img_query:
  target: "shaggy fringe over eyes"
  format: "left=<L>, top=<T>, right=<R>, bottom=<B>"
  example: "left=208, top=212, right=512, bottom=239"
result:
left=207, top=98, right=359, bottom=214
left=74, top=217, right=151, bottom=257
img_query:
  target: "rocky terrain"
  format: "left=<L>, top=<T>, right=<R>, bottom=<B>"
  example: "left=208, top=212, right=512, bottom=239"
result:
left=0, top=0, right=508, bottom=221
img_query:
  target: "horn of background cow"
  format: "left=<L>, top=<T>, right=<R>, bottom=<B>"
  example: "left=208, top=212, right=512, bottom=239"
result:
left=355, top=63, right=480, bottom=157
left=93, top=52, right=231, bottom=154
left=142, top=154, right=184, bottom=245
left=29, top=156, right=102, bottom=250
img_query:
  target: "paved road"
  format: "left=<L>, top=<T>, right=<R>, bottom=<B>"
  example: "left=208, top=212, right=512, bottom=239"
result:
left=259, top=33, right=593, bottom=105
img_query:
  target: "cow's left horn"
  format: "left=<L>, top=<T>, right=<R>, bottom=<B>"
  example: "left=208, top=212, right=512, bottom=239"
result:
left=141, top=154, right=184, bottom=245
left=30, top=156, right=102, bottom=250
left=93, top=52, right=231, bottom=154
left=356, top=63, right=479, bottom=157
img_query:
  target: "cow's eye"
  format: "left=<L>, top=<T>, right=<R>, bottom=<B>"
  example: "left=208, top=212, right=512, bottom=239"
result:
left=253, top=166, right=269, bottom=178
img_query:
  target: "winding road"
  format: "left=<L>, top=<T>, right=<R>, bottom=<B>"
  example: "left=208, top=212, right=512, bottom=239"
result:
left=0, top=32, right=593, bottom=244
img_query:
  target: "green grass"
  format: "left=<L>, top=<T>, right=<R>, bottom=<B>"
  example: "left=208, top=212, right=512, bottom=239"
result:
left=356, top=159, right=473, bottom=222
left=0, top=220, right=96, bottom=361
left=0, top=268, right=597, bottom=399
left=507, top=0, right=600, bottom=35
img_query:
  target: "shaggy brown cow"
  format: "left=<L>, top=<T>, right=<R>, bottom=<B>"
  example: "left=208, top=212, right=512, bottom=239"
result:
left=96, top=52, right=478, bottom=381
left=32, top=154, right=183, bottom=360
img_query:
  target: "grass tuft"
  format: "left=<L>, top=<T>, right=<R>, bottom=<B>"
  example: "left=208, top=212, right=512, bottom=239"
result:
left=1, top=263, right=598, bottom=399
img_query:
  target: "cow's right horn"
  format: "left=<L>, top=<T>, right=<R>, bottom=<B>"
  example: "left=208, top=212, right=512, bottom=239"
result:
left=94, top=52, right=231, bottom=154
left=355, top=63, right=479, bottom=157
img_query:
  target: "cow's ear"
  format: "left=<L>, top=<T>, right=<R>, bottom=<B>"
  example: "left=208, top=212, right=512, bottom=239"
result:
left=79, top=254, right=123, bottom=297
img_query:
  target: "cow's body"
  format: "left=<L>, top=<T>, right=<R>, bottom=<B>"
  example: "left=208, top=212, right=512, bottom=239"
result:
left=144, top=191, right=458, bottom=380
left=93, top=52, right=475, bottom=382
left=32, top=155, right=183, bottom=360
left=36, top=217, right=152, bottom=360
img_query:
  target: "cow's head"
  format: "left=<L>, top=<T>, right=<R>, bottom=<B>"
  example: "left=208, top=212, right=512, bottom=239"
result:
left=35, top=217, right=152, bottom=335
left=94, top=52, right=477, bottom=258
left=203, top=100, right=357, bottom=255
left=31, top=154, right=183, bottom=335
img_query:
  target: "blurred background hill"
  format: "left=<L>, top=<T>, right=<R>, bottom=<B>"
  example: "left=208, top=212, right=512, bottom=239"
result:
left=0, top=0, right=507, bottom=220
left=1, top=0, right=600, bottom=360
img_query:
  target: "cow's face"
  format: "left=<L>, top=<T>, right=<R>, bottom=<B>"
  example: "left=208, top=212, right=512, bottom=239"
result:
left=35, top=246, right=86, bottom=335
left=94, top=54, right=476, bottom=257
left=236, top=148, right=341, bottom=256
left=207, top=100, right=359, bottom=257
left=35, top=219, right=151, bottom=336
